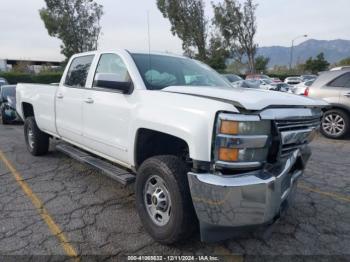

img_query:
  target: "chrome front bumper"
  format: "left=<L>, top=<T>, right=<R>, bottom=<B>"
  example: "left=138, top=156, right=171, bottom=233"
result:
left=188, top=148, right=310, bottom=242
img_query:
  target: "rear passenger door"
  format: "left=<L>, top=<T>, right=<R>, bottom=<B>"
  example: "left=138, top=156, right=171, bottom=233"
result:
left=56, top=55, right=94, bottom=144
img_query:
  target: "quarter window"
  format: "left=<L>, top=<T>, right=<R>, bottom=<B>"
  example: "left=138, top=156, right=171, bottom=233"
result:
left=328, top=72, right=350, bottom=88
left=64, top=55, right=94, bottom=87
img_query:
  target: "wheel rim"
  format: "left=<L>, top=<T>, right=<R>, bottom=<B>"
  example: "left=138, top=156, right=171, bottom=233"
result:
left=27, top=127, right=35, bottom=149
left=322, top=113, right=345, bottom=136
left=144, top=175, right=172, bottom=226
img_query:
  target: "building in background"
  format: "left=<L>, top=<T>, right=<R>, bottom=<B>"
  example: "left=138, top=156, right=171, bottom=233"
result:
left=0, top=59, right=61, bottom=73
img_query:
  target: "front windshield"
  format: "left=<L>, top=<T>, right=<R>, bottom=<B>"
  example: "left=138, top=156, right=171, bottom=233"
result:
left=131, top=53, right=232, bottom=90
left=2, top=86, right=15, bottom=97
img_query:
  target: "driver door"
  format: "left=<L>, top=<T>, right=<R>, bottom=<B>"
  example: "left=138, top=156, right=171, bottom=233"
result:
left=82, top=53, right=133, bottom=165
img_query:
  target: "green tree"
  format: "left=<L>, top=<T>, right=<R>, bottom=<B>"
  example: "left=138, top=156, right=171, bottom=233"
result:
left=304, top=53, right=330, bottom=74
left=39, top=0, right=103, bottom=60
left=206, top=35, right=230, bottom=71
left=255, top=56, right=269, bottom=73
left=337, top=57, right=350, bottom=66
left=213, top=0, right=258, bottom=73
left=157, top=0, right=208, bottom=61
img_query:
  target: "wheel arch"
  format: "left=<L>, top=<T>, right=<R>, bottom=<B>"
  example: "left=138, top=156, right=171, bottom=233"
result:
left=134, top=128, right=191, bottom=170
left=21, top=102, right=35, bottom=119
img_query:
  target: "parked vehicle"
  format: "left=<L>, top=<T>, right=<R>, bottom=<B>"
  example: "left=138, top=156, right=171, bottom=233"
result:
left=271, top=77, right=282, bottom=83
left=292, top=80, right=315, bottom=95
left=231, top=80, right=260, bottom=89
left=16, top=50, right=327, bottom=244
left=0, top=77, right=8, bottom=87
left=0, top=85, right=19, bottom=124
left=245, top=74, right=271, bottom=80
left=307, top=70, right=350, bottom=139
left=284, top=77, right=302, bottom=85
left=330, top=66, right=350, bottom=71
left=258, top=79, right=275, bottom=90
left=270, top=83, right=291, bottom=92
left=300, top=75, right=317, bottom=82
left=222, top=74, right=243, bottom=83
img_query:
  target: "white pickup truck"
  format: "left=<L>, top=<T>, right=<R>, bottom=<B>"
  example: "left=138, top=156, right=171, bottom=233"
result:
left=16, top=50, right=327, bottom=243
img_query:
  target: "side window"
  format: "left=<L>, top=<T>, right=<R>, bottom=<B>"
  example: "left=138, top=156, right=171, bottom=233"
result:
left=93, top=53, right=131, bottom=88
left=64, top=55, right=94, bottom=88
left=328, top=72, right=350, bottom=88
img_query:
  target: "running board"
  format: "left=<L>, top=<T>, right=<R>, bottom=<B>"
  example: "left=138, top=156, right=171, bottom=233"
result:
left=56, top=143, right=135, bottom=185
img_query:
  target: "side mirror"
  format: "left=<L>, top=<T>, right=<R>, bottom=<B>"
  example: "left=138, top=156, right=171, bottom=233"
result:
left=93, top=73, right=133, bottom=94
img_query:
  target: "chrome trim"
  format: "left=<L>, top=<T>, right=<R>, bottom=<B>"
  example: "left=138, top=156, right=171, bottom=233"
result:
left=260, top=108, right=322, bottom=120
left=216, top=134, right=268, bottom=149
left=188, top=150, right=304, bottom=228
left=280, top=128, right=317, bottom=145
left=215, top=161, right=262, bottom=170
left=219, top=113, right=260, bottom=122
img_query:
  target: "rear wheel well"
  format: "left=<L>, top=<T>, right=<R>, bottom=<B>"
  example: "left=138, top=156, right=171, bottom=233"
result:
left=134, top=129, right=190, bottom=170
left=22, top=103, right=34, bottom=119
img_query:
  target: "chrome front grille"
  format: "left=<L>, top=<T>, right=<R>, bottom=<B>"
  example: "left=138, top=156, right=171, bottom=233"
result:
left=276, top=117, right=321, bottom=132
left=275, top=117, right=321, bottom=158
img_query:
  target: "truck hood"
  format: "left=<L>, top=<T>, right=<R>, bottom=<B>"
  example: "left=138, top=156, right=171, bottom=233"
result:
left=162, top=86, right=328, bottom=111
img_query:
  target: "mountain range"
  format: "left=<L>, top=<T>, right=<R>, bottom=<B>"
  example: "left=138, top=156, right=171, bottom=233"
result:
left=257, top=39, right=350, bottom=68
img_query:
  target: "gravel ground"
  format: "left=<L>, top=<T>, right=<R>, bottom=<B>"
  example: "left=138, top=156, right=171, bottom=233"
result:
left=0, top=124, right=349, bottom=261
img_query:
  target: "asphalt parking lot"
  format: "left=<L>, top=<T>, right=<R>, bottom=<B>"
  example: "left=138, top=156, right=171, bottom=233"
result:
left=0, top=124, right=349, bottom=261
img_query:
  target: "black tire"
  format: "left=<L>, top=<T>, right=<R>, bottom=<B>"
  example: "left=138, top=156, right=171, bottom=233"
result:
left=1, top=108, right=9, bottom=125
left=24, top=116, right=49, bottom=156
left=135, top=155, right=197, bottom=244
left=321, top=109, right=350, bottom=139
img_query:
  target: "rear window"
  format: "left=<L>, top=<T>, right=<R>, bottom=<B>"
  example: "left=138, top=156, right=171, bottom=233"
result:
left=328, top=72, right=350, bottom=87
left=64, top=55, right=94, bottom=87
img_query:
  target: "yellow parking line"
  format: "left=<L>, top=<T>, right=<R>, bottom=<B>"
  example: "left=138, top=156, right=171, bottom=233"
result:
left=299, top=183, right=350, bottom=203
left=0, top=150, right=78, bottom=258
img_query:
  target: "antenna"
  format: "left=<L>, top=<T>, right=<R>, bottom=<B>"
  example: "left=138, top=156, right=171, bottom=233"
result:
left=147, top=10, right=151, bottom=55
left=147, top=11, right=152, bottom=84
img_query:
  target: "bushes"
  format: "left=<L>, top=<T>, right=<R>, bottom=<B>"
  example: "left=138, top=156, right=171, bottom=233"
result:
left=0, top=72, right=63, bottom=84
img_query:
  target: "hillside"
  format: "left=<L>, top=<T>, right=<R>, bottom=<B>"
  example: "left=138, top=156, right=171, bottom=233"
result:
left=257, top=39, right=350, bottom=68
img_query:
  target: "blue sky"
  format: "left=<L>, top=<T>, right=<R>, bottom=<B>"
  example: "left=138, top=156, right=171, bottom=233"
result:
left=0, top=0, right=349, bottom=61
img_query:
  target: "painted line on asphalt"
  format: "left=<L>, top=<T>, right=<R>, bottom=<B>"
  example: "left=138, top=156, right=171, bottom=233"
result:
left=0, top=150, right=78, bottom=258
left=299, top=183, right=350, bottom=203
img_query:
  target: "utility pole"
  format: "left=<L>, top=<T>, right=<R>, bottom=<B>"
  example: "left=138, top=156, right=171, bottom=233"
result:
left=289, top=34, right=308, bottom=70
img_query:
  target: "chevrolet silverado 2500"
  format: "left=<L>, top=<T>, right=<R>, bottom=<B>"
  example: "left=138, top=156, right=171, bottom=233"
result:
left=16, top=50, right=327, bottom=243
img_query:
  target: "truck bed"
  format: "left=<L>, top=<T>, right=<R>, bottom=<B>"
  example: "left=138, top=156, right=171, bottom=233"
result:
left=16, top=83, right=58, bottom=135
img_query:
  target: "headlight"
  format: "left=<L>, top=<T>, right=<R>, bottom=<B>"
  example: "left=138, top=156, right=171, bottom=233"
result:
left=214, top=113, right=271, bottom=170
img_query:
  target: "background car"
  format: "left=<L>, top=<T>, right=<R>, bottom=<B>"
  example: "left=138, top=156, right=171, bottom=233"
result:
left=292, top=79, right=315, bottom=95
left=300, top=74, right=317, bottom=82
left=231, top=80, right=261, bottom=89
left=258, top=79, right=275, bottom=90
left=284, top=76, right=302, bottom=85
left=0, top=77, right=8, bottom=87
left=270, top=82, right=292, bottom=92
left=245, top=74, right=270, bottom=80
left=271, top=77, right=282, bottom=83
left=0, top=85, right=20, bottom=124
left=222, top=74, right=243, bottom=83
left=330, top=66, right=350, bottom=71
left=306, top=69, right=350, bottom=139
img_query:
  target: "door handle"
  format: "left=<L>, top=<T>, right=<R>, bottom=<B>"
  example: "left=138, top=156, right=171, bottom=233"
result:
left=84, top=98, right=94, bottom=104
left=57, top=93, right=64, bottom=99
left=344, top=93, right=350, bottom=97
